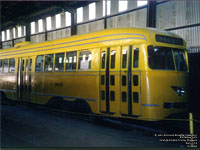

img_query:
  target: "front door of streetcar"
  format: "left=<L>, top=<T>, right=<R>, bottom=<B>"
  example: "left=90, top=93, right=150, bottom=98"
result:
left=100, top=47, right=120, bottom=114
left=17, top=57, right=32, bottom=100
left=120, top=45, right=141, bottom=116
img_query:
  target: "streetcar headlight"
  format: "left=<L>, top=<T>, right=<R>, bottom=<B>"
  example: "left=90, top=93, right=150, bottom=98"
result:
left=171, top=86, right=186, bottom=97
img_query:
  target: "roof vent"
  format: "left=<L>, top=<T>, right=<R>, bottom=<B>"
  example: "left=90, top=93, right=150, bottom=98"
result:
left=14, top=41, right=31, bottom=48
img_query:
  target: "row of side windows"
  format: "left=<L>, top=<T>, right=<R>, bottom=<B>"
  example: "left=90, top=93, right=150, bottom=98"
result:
left=0, top=48, right=138, bottom=73
left=101, top=48, right=139, bottom=69
left=36, top=51, right=92, bottom=72
left=0, top=59, right=15, bottom=73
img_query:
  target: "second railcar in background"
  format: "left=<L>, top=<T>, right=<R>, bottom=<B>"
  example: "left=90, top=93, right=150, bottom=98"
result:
left=0, top=27, right=189, bottom=120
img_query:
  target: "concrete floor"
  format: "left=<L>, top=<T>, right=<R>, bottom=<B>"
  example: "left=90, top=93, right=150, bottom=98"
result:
left=1, top=102, right=186, bottom=148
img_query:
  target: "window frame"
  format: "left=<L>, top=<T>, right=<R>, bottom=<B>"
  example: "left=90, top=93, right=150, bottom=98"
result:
left=133, top=48, right=139, bottom=68
left=66, top=51, right=77, bottom=71
left=29, top=58, right=33, bottom=72
left=0, top=59, right=2, bottom=72
left=147, top=46, right=178, bottom=71
left=44, top=54, right=54, bottom=72
left=2, top=59, right=9, bottom=73
left=78, top=50, right=92, bottom=70
left=35, top=55, right=44, bottom=72
left=101, top=51, right=106, bottom=69
left=54, top=52, right=65, bottom=72
left=9, top=58, right=15, bottom=73
left=110, top=50, right=116, bottom=69
left=122, top=48, right=128, bottom=69
left=173, top=48, right=188, bottom=72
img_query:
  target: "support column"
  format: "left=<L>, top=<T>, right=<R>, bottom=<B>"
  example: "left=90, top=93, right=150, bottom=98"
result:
left=104, top=0, right=108, bottom=29
left=21, top=26, right=25, bottom=37
left=71, top=9, right=77, bottom=35
left=51, top=15, right=56, bottom=30
left=83, top=5, right=89, bottom=22
left=0, top=31, right=2, bottom=49
left=10, top=28, right=13, bottom=39
left=111, top=0, right=119, bottom=15
left=15, top=27, right=18, bottom=38
left=147, top=1, right=156, bottom=27
left=43, top=18, right=47, bottom=41
left=61, top=12, right=66, bottom=27
left=128, top=0, right=137, bottom=10
left=10, top=28, right=14, bottom=47
left=25, top=23, right=31, bottom=41
left=35, top=21, right=39, bottom=33
left=96, top=0, right=103, bottom=18
left=5, top=30, right=7, bottom=41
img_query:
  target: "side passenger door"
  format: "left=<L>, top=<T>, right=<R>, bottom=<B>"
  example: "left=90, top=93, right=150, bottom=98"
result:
left=120, top=45, right=141, bottom=116
left=100, top=47, right=120, bottom=114
left=17, top=57, right=33, bottom=100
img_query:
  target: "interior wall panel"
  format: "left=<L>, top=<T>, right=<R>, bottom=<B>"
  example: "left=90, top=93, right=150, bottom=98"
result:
left=2, top=41, right=12, bottom=49
left=156, top=0, right=200, bottom=29
left=107, top=8, right=147, bottom=28
left=31, top=34, right=45, bottom=44
left=171, top=26, right=200, bottom=50
left=77, top=20, right=104, bottom=35
left=47, top=28, right=71, bottom=41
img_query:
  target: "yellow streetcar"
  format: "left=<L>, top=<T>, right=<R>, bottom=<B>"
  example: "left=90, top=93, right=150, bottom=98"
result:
left=0, top=27, right=189, bottom=120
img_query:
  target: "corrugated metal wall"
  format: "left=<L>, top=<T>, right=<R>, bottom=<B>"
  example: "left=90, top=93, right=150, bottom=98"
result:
left=107, top=8, right=147, bottom=28
left=2, top=41, right=12, bottom=49
left=14, top=38, right=25, bottom=45
left=47, top=28, right=71, bottom=41
left=171, top=26, right=200, bottom=50
left=1, top=0, right=200, bottom=51
left=156, top=0, right=200, bottom=51
left=156, top=1, right=200, bottom=29
left=76, top=8, right=147, bottom=35
left=77, top=20, right=104, bottom=35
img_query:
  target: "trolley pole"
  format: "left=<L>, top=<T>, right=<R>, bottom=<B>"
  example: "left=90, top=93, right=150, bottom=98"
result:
left=189, top=112, right=194, bottom=134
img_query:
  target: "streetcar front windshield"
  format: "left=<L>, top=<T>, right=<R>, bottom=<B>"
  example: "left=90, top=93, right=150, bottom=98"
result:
left=148, top=46, right=188, bottom=71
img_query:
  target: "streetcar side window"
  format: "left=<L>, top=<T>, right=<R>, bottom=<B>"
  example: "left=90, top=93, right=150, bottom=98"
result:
left=78, top=51, right=91, bottom=70
left=101, top=51, right=106, bottom=69
left=29, top=59, right=32, bottom=72
left=45, top=54, right=54, bottom=72
left=111, top=50, right=116, bottom=69
left=173, top=49, right=188, bottom=71
left=0, top=60, right=2, bottom=72
left=148, top=46, right=175, bottom=70
left=36, top=55, right=44, bottom=72
left=9, top=58, right=15, bottom=72
left=66, top=51, right=77, bottom=71
left=122, top=49, right=127, bottom=68
left=22, top=59, right=25, bottom=72
left=55, top=53, right=64, bottom=72
left=133, top=48, right=139, bottom=68
left=3, top=59, right=8, bottom=73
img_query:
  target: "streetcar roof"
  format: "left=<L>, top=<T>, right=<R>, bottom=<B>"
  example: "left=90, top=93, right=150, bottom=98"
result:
left=0, top=27, right=185, bottom=55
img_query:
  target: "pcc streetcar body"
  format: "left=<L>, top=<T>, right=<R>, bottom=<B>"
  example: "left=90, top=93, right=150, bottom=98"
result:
left=0, top=27, right=189, bottom=120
